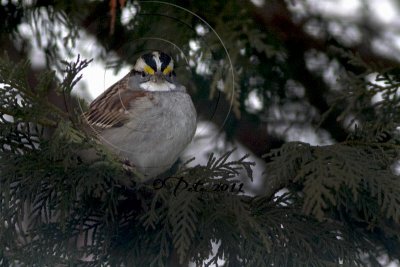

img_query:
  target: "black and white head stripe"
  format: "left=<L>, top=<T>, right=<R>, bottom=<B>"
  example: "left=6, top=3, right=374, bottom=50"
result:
left=159, top=52, right=172, bottom=72
left=134, top=51, right=174, bottom=73
left=142, top=53, right=157, bottom=71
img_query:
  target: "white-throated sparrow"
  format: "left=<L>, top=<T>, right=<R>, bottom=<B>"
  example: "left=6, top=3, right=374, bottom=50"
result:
left=83, top=51, right=197, bottom=179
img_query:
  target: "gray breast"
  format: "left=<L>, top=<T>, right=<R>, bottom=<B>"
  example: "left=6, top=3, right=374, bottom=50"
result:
left=100, top=91, right=197, bottom=178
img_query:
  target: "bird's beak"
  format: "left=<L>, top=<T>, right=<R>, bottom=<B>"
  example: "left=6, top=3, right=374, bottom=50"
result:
left=151, top=72, right=165, bottom=83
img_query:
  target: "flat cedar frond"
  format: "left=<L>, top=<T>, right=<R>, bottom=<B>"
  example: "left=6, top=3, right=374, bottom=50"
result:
left=201, top=150, right=254, bottom=180
left=326, top=47, right=400, bottom=137
left=60, top=55, right=93, bottom=94
left=169, top=189, right=201, bottom=264
left=246, top=202, right=364, bottom=266
left=137, top=151, right=258, bottom=266
left=265, top=141, right=400, bottom=224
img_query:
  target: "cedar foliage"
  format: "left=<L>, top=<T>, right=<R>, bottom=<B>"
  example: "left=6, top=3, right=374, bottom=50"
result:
left=1, top=0, right=400, bottom=266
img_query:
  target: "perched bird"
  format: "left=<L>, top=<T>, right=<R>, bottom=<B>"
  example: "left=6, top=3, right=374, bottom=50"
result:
left=83, top=51, right=197, bottom=180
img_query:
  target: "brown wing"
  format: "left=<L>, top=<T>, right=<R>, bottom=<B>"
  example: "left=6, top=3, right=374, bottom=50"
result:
left=83, top=72, right=148, bottom=130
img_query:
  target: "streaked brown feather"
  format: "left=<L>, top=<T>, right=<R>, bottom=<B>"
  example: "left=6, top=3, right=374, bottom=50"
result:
left=83, top=71, right=149, bottom=130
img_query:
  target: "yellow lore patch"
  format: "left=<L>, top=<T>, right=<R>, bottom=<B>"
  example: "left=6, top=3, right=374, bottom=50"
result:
left=144, top=65, right=155, bottom=75
left=163, top=65, right=173, bottom=75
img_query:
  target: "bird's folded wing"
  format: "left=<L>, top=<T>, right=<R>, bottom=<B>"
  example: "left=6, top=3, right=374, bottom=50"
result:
left=83, top=76, right=149, bottom=130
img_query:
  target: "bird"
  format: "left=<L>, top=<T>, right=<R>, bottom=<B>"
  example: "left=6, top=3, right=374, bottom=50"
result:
left=83, top=51, right=197, bottom=180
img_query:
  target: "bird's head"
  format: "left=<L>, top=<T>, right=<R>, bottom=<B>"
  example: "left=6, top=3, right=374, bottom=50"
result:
left=132, top=51, right=177, bottom=92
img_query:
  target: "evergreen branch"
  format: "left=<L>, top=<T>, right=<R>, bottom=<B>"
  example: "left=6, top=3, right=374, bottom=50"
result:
left=59, top=55, right=93, bottom=94
left=264, top=141, right=400, bottom=226
left=169, top=190, right=201, bottom=264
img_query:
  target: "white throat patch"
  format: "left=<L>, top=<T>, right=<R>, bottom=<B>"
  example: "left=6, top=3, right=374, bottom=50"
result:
left=140, top=81, right=176, bottom=92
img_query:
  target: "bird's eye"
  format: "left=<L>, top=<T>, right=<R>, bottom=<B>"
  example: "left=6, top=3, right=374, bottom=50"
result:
left=141, top=72, right=146, bottom=77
